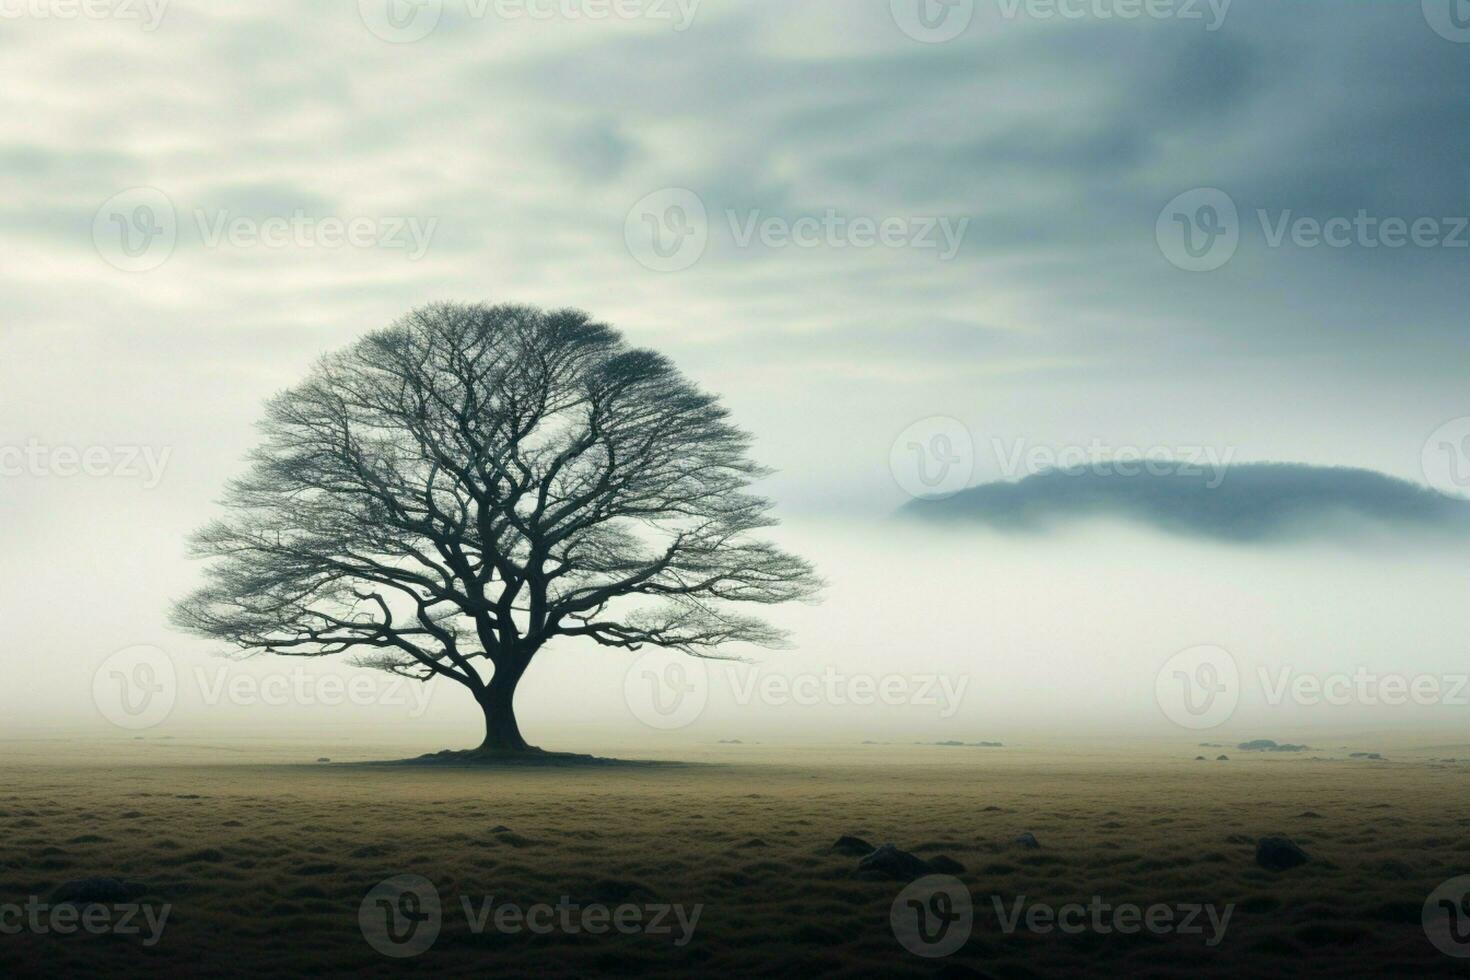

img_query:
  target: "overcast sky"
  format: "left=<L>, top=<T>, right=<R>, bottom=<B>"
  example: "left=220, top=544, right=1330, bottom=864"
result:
left=2, top=0, right=1465, bottom=746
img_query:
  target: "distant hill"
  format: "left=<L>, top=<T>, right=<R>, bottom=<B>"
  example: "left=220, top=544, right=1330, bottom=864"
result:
left=900, top=463, right=1470, bottom=541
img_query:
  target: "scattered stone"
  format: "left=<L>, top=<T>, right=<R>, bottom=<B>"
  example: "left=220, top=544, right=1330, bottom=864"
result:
left=1256, top=836, right=1309, bottom=871
left=928, top=855, right=966, bottom=874
left=1349, top=752, right=1384, bottom=760
left=855, top=844, right=931, bottom=881
left=1216, top=755, right=1229, bottom=761
left=831, top=835, right=874, bottom=856
left=717, top=739, right=743, bottom=744
left=1298, top=811, right=1323, bottom=819
left=1237, top=739, right=1309, bottom=753
left=316, top=757, right=331, bottom=763
left=52, top=877, right=146, bottom=906
left=1195, top=755, right=1207, bottom=761
left=1014, top=832, right=1041, bottom=850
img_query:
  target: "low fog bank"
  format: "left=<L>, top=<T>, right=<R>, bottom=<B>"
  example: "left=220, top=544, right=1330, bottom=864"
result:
left=4, top=490, right=1467, bottom=755
left=903, top=463, right=1470, bottom=543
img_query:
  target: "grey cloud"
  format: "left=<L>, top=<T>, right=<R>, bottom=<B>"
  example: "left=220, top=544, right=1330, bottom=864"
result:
left=903, top=463, right=1470, bottom=543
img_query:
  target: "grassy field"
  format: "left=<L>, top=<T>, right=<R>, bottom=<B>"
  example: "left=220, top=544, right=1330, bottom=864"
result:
left=1, top=738, right=1467, bottom=977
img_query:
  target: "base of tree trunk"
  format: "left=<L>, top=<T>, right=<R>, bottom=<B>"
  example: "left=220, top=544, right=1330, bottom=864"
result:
left=361, top=746, right=687, bottom=769
left=401, top=748, right=622, bottom=767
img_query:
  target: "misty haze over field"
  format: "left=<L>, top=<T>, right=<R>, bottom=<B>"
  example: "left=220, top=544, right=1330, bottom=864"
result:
left=1, top=0, right=1466, bottom=754
left=7, top=503, right=1468, bottom=748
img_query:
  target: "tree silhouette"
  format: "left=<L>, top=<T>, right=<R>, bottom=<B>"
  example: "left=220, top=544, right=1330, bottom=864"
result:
left=172, top=303, right=819, bottom=754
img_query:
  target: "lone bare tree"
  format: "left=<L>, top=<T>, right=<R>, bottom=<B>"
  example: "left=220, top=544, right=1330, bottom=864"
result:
left=172, top=303, right=819, bottom=755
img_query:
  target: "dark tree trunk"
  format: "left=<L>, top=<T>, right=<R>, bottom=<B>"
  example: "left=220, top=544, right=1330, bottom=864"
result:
left=476, top=661, right=535, bottom=754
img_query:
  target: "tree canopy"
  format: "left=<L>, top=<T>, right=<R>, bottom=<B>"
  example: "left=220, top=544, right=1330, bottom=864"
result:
left=173, top=302, right=820, bottom=752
